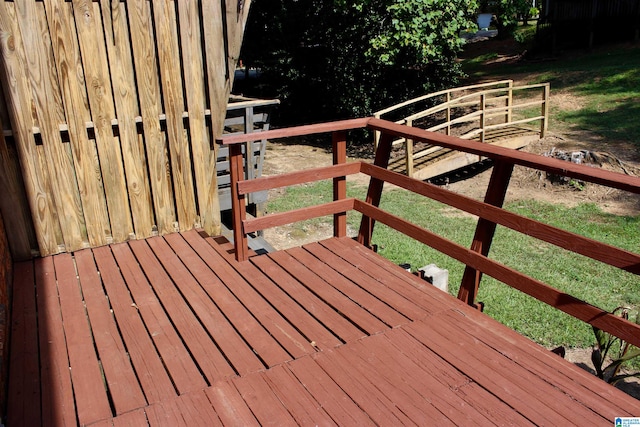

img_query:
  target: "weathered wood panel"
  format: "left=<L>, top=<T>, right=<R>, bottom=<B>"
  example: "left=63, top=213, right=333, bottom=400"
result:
left=0, top=0, right=249, bottom=256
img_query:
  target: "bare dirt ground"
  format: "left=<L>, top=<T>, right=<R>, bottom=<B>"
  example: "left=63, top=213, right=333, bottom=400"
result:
left=259, top=40, right=640, bottom=398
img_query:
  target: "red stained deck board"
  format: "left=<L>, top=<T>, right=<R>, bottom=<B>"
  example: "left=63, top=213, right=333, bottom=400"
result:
left=52, top=253, right=113, bottom=425
left=34, top=257, right=77, bottom=426
left=132, top=238, right=235, bottom=382
left=438, top=308, right=638, bottom=419
left=286, top=356, right=376, bottom=426
left=212, top=243, right=343, bottom=351
left=232, top=373, right=298, bottom=426
left=92, top=246, right=177, bottom=403
left=301, top=242, right=412, bottom=326
left=405, top=315, right=606, bottom=425
left=111, top=409, right=148, bottom=427
left=205, top=236, right=316, bottom=359
left=380, top=328, right=535, bottom=426
left=269, top=248, right=388, bottom=334
left=250, top=253, right=365, bottom=343
left=205, top=381, right=260, bottom=426
left=7, top=261, right=41, bottom=427
left=262, top=365, right=336, bottom=426
left=111, top=242, right=207, bottom=394
left=74, top=249, right=147, bottom=414
left=181, top=230, right=292, bottom=366
left=326, top=237, right=461, bottom=313
left=146, top=390, right=222, bottom=427
left=312, top=349, right=416, bottom=426
left=161, top=233, right=265, bottom=375
left=145, top=236, right=243, bottom=379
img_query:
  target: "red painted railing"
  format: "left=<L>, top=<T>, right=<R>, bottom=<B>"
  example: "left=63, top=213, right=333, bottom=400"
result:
left=217, top=117, right=640, bottom=348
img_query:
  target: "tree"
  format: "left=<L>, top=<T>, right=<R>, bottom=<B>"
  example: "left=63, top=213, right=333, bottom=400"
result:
left=239, top=0, right=478, bottom=125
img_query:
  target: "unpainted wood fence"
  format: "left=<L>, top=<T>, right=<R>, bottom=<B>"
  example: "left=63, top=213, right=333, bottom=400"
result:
left=0, top=0, right=251, bottom=260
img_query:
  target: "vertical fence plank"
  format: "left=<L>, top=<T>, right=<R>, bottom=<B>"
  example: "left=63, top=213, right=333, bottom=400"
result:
left=127, top=0, right=176, bottom=235
left=73, top=0, right=133, bottom=242
left=0, top=1, right=61, bottom=256
left=44, top=0, right=111, bottom=247
left=177, top=0, right=219, bottom=234
left=101, top=0, right=155, bottom=239
left=152, top=0, right=196, bottom=231
left=332, top=131, right=347, bottom=238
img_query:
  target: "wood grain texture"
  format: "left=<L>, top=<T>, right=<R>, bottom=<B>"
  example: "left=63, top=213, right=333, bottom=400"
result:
left=100, top=0, right=155, bottom=239
left=73, top=0, right=133, bottom=242
left=152, top=1, right=196, bottom=231
left=43, top=0, right=111, bottom=247
left=177, top=0, right=220, bottom=235
left=0, top=2, right=61, bottom=256
left=127, top=0, right=176, bottom=235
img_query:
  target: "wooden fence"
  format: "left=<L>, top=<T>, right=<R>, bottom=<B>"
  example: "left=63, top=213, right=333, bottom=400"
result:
left=0, top=0, right=252, bottom=260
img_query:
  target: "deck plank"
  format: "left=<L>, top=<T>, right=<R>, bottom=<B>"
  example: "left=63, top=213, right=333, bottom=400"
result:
left=53, top=253, right=113, bottom=425
left=34, top=257, right=77, bottom=427
left=7, top=261, right=41, bottom=427
left=269, top=248, right=388, bottom=334
left=262, top=365, right=336, bottom=426
left=210, top=238, right=342, bottom=351
left=250, top=252, right=364, bottom=343
left=111, top=242, right=207, bottom=395
left=301, top=242, right=412, bottom=326
left=145, top=236, right=241, bottom=380
left=92, top=246, right=177, bottom=403
left=205, top=381, right=260, bottom=426
left=286, top=356, right=376, bottom=426
left=181, top=230, right=293, bottom=367
left=162, top=233, right=265, bottom=375
left=232, top=373, right=299, bottom=426
left=205, top=235, right=316, bottom=358
left=74, top=249, right=147, bottom=414
left=111, top=408, right=148, bottom=427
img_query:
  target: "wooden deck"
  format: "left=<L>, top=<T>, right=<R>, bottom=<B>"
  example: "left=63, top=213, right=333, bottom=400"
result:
left=8, top=230, right=637, bottom=426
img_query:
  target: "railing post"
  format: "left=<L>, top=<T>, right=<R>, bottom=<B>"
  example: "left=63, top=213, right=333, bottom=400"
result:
left=406, top=118, right=414, bottom=178
left=480, top=93, right=486, bottom=143
left=333, top=130, right=347, bottom=238
left=229, top=143, right=249, bottom=261
left=457, top=160, right=514, bottom=308
left=357, top=132, right=394, bottom=248
left=541, top=84, right=549, bottom=138
left=506, top=80, right=513, bottom=124
left=446, top=92, right=451, bottom=136
left=373, top=113, right=381, bottom=151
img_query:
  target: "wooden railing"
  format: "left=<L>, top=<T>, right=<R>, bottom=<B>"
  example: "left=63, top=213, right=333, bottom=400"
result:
left=374, top=80, right=550, bottom=177
left=218, top=117, right=640, bottom=350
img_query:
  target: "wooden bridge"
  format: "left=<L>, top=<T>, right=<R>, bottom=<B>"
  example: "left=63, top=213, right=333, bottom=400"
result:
left=374, top=80, right=550, bottom=180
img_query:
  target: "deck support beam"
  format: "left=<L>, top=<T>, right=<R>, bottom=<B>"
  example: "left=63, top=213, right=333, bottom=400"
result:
left=457, top=160, right=514, bottom=308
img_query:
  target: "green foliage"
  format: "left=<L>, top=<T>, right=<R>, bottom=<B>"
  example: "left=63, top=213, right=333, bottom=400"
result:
left=240, top=0, right=477, bottom=125
left=591, top=307, right=640, bottom=384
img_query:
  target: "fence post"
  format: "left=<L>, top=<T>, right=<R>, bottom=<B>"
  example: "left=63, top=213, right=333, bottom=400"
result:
left=406, top=119, right=414, bottom=177
left=446, top=92, right=451, bottom=136
left=506, top=80, right=513, bottom=124
left=480, top=93, right=486, bottom=143
left=333, top=131, right=347, bottom=238
left=541, top=84, right=549, bottom=138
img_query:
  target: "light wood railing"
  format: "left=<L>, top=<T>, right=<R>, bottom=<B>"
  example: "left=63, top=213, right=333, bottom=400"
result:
left=374, top=81, right=550, bottom=177
left=218, top=117, right=640, bottom=350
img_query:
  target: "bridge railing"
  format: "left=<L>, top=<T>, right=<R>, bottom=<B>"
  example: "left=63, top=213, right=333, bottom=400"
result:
left=374, top=81, right=550, bottom=177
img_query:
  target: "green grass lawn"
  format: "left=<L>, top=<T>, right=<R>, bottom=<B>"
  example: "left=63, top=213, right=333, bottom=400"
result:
left=268, top=181, right=640, bottom=349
